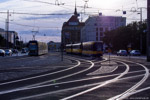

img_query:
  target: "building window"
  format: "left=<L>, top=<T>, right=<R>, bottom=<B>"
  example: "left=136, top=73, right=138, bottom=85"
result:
left=96, top=28, right=98, bottom=31
left=96, top=37, right=98, bottom=41
left=96, top=32, right=98, bottom=37
left=100, top=37, right=103, bottom=41
left=100, top=27, right=103, bottom=32
left=105, top=27, right=108, bottom=31
left=100, top=32, right=103, bottom=37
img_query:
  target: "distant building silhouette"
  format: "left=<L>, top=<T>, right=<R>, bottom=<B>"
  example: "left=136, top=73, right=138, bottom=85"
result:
left=0, top=28, right=18, bottom=44
left=47, top=41, right=61, bottom=51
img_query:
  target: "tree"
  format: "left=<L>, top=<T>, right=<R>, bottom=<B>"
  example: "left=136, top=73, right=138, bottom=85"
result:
left=0, top=35, right=6, bottom=47
left=103, top=21, right=147, bottom=54
left=0, top=35, right=14, bottom=48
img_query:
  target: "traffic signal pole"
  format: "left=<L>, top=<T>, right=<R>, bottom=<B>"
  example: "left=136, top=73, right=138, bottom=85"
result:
left=147, top=0, right=150, bottom=61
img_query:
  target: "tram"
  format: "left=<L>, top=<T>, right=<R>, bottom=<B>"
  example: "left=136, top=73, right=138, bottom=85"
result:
left=28, top=40, right=48, bottom=56
left=72, top=43, right=82, bottom=55
left=66, top=41, right=103, bottom=57
left=66, top=44, right=72, bottom=54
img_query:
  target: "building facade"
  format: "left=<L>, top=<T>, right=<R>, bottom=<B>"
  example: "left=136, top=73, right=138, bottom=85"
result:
left=61, top=6, right=85, bottom=46
left=81, top=14, right=126, bottom=42
left=0, top=28, right=18, bottom=45
left=47, top=41, right=61, bottom=51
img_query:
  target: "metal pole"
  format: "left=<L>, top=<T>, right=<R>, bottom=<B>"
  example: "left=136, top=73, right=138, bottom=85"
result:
left=61, top=31, right=64, bottom=61
left=140, top=8, right=143, bottom=53
left=13, top=32, right=15, bottom=49
left=140, top=8, right=142, bottom=22
left=61, top=43, right=63, bottom=61
left=147, top=0, right=150, bottom=61
left=6, top=10, right=9, bottom=49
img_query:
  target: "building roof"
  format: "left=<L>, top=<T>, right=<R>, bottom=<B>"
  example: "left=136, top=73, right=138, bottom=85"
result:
left=68, top=15, right=79, bottom=23
left=62, top=4, right=84, bottom=27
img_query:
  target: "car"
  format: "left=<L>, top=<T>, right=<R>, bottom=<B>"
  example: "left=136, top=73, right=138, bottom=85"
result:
left=12, top=49, right=19, bottom=54
left=21, top=48, right=28, bottom=53
left=5, top=49, right=13, bottom=56
left=0, top=49, right=5, bottom=57
left=117, top=50, right=128, bottom=56
left=130, top=50, right=141, bottom=56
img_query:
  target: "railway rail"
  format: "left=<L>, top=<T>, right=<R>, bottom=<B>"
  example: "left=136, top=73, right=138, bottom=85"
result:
left=0, top=55, right=149, bottom=100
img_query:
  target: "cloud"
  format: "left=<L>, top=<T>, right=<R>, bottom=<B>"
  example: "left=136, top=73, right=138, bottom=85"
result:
left=0, top=0, right=147, bottom=43
left=21, top=9, right=73, bottom=21
left=22, top=14, right=71, bottom=20
left=0, top=0, right=10, bottom=3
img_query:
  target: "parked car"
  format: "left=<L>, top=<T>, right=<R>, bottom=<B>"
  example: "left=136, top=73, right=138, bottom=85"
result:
left=5, top=49, right=13, bottom=56
left=130, top=50, right=141, bottom=56
left=21, top=48, right=28, bottom=53
left=0, top=49, right=5, bottom=57
left=12, top=49, right=19, bottom=54
left=117, top=50, right=128, bottom=56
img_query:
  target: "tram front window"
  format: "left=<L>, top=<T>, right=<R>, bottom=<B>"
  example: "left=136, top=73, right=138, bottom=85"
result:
left=95, top=43, right=102, bottom=51
left=29, top=44, right=37, bottom=50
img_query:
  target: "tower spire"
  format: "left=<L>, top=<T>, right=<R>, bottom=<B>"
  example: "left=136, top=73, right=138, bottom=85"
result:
left=74, top=1, right=78, bottom=16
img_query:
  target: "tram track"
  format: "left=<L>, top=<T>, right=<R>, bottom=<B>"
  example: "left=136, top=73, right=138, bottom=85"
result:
left=0, top=65, right=146, bottom=95
left=0, top=67, right=145, bottom=95
left=11, top=72, right=146, bottom=100
left=0, top=56, right=102, bottom=91
left=0, top=55, right=149, bottom=100
left=66, top=58, right=149, bottom=100
left=107, top=59, right=150, bottom=100
left=0, top=58, right=79, bottom=88
left=0, top=56, right=107, bottom=99
left=0, top=59, right=127, bottom=99
left=0, top=54, right=71, bottom=82
left=59, top=60, right=130, bottom=100
left=0, top=58, right=113, bottom=99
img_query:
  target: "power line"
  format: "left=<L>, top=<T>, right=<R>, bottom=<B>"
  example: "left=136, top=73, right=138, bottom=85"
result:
left=0, top=11, right=73, bottom=15
left=0, top=19, right=61, bottom=29
left=0, top=8, right=147, bottom=16
left=23, top=0, right=73, bottom=10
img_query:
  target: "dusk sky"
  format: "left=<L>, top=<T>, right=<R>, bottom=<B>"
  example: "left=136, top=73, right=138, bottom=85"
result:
left=0, top=0, right=147, bottom=42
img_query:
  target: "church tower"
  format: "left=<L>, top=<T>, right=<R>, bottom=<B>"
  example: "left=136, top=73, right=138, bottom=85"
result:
left=74, top=2, right=78, bottom=16
left=61, top=1, right=85, bottom=45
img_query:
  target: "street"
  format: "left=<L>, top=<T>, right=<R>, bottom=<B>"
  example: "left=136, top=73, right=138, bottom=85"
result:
left=0, top=52, right=150, bottom=100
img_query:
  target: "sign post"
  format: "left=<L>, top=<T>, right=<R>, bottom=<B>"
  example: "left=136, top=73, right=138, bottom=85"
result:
left=128, top=48, right=131, bottom=59
left=108, top=48, right=111, bottom=64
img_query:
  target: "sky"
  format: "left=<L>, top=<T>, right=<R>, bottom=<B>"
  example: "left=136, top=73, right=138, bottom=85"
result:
left=0, top=0, right=147, bottom=43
